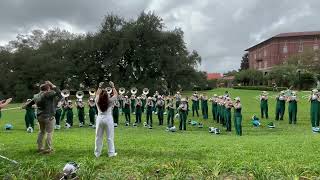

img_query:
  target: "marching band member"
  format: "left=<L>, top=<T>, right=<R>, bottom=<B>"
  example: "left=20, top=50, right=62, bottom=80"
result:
left=225, top=97, right=233, bottom=132
left=0, top=98, right=12, bottom=119
left=152, top=93, right=158, bottom=113
left=54, top=100, right=63, bottom=130
left=166, top=97, right=175, bottom=128
left=275, top=91, right=286, bottom=121
left=191, top=93, right=199, bottom=117
left=201, top=94, right=209, bottom=119
left=146, top=97, right=154, bottom=129
left=186, top=96, right=190, bottom=115
left=156, top=95, right=165, bottom=125
left=118, top=93, right=124, bottom=115
left=216, top=96, right=222, bottom=124
left=135, top=96, right=142, bottom=125
left=22, top=99, right=37, bottom=132
left=94, top=81, right=118, bottom=158
left=88, top=98, right=97, bottom=127
left=260, top=91, right=269, bottom=119
left=177, top=98, right=188, bottom=130
left=123, top=96, right=131, bottom=126
left=233, top=97, right=242, bottom=136
left=287, top=91, right=298, bottom=124
left=130, top=94, right=136, bottom=114
left=76, top=99, right=85, bottom=127
left=175, top=91, right=182, bottom=109
left=309, top=89, right=319, bottom=132
left=220, top=97, right=226, bottom=126
left=66, top=100, right=73, bottom=128
left=112, top=98, right=120, bottom=127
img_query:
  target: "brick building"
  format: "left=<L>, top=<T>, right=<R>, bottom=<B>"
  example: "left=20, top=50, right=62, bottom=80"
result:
left=245, top=31, right=320, bottom=72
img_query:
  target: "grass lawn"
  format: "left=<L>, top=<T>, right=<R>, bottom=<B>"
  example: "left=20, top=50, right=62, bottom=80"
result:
left=0, top=88, right=320, bottom=179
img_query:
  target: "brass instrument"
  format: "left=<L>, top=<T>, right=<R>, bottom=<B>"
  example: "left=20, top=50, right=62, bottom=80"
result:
left=106, top=87, right=113, bottom=94
left=143, top=88, right=149, bottom=95
left=76, top=91, right=84, bottom=100
left=61, top=89, right=70, bottom=98
left=131, top=87, right=138, bottom=95
left=89, top=88, right=96, bottom=96
left=119, top=87, right=126, bottom=95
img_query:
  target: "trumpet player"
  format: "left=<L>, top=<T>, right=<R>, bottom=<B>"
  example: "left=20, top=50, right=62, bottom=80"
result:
left=146, top=97, right=154, bottom=129
left=76, top=99, right=85, bottom=127
left=156, top=95, right=165, bottom=125
left=177, top=98, right=188, bottom=130
left=166, top=97, right=175, bottom=128
left=88, top=98, right=97, bottom=127
left=233, top=97, right=242, bottom=136
left=260, top=91, right=269, bottom=119
left=135, top=96, right=143, bottom=125
left=287, top=91, right=298, bottom=124
left=123, top=96, right=131, bottom=126
left=191, top=92, right=199, bottom=117
left=66, top=100, right=73, bottom=128
left=112, top=98, right=120, bottom=127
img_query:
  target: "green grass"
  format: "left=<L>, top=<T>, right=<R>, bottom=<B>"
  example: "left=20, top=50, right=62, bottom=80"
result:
left=1, top=88, right=320, bottom=179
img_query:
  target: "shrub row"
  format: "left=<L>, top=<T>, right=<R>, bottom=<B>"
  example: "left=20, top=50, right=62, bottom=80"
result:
left=233, top=86, right=288, bottom=91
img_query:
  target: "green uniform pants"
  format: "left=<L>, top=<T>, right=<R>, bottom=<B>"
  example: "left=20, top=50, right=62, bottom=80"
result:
left=275, top=100, right=286, bottom=120
left=89, top=107, right=96, bottom=125
left=158, top=107, right=164, bottom=125
left=146, top=108, right=153, bottom=127
left=288, top=101, right=297, bottom=124
left=25, top=109, right=35, bottom=129
left=55, top=109, right=62, bottom=126
left=167, top=109, right=174, bottom=127
left=202, top=101, right=208, bottom=119
left=66, top=108, right=73, bottom=126
left=260, top=100, right=268, bottom=119
left=78, top=107, right=85, bottom=124
left=310, top=100, right=319, bottom=127
left=212, top=103, right=217, bottom=122
left=113, top=107, right=119, bottom=124
left=192, top=101, right=199, bottom=117
left=61, top=108, right=67, bottom=121
left=135, top=107, right=142, bottom=123
left=225, top=108, right=232, bottom=131
left=234, top=111, right=242, bottom=136
left=179, top=111, right=187, bottom=130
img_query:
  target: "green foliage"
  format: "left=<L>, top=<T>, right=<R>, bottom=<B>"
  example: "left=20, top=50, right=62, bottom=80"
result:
left=239, top=53, right=249, bottom=71
left=234, top=69, right=263, bottom=86
left=0, top=12, right=206, bottom=101
left=1, top=88, right=320, bottom=179
left=233, top=86, right=287, bottom=91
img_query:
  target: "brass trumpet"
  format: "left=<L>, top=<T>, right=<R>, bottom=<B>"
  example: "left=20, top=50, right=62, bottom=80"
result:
left=119, top=87, right=126, bottom=95
left=61, top=89, right=70, bottom=98
left=143, top=88, right=149, bottom=95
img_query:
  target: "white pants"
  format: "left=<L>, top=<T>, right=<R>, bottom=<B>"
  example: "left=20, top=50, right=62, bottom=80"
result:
left=94, top=114, right=115, bottom=157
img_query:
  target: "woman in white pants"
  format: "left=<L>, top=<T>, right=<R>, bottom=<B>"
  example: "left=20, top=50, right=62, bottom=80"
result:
left=94, top=81, right=118, bottom=157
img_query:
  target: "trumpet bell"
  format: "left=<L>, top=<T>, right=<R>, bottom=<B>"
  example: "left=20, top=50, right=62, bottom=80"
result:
left=131, top=87, right=138, bottom=95
left=119, top=87, right=126, bottom=95
left=106, top=87, right=113, bottom=94
left=76, top=91, right=84, bottom=99
left=143, top=88, right=149, bottom=95
left=61, top=89, right=70, bottom=98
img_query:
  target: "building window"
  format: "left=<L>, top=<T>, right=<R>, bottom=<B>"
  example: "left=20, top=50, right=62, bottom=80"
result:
left=254, top=53, right=257, bottom=59
left=298, top=40, right=303, bottom=52
left=264, top=49, right=267, bottom=57
left=283, top=42, right=288, bottom=53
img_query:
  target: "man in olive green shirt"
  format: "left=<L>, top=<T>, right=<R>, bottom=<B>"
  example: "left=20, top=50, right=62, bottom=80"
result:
left=29, top=81, right=62, bottom=153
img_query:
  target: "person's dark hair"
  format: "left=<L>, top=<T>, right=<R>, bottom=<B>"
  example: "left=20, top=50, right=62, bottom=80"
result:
left=98, top=90, right=109, bottom=112
left=40, top=84, right=50, bottom=91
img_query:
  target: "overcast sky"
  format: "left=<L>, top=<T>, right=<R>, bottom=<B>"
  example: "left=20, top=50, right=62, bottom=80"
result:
left=1, top=0, right=320, bottom=73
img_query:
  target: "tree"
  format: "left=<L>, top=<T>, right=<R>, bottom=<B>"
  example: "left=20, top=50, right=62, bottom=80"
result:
left=239, top=53, right=249, bottom=71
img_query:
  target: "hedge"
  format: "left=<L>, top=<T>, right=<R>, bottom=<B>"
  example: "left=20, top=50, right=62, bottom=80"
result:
left=233, top=86, right=288, bottom=91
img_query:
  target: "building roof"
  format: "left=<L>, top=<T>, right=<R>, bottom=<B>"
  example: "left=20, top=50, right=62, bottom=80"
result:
left=245, top=31, right=320, bottom=51
left=207, top=73, right=223, bottom=80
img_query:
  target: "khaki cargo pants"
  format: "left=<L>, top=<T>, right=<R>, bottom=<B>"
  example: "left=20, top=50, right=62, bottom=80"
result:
left=37, top=115, right=56, bottom=150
